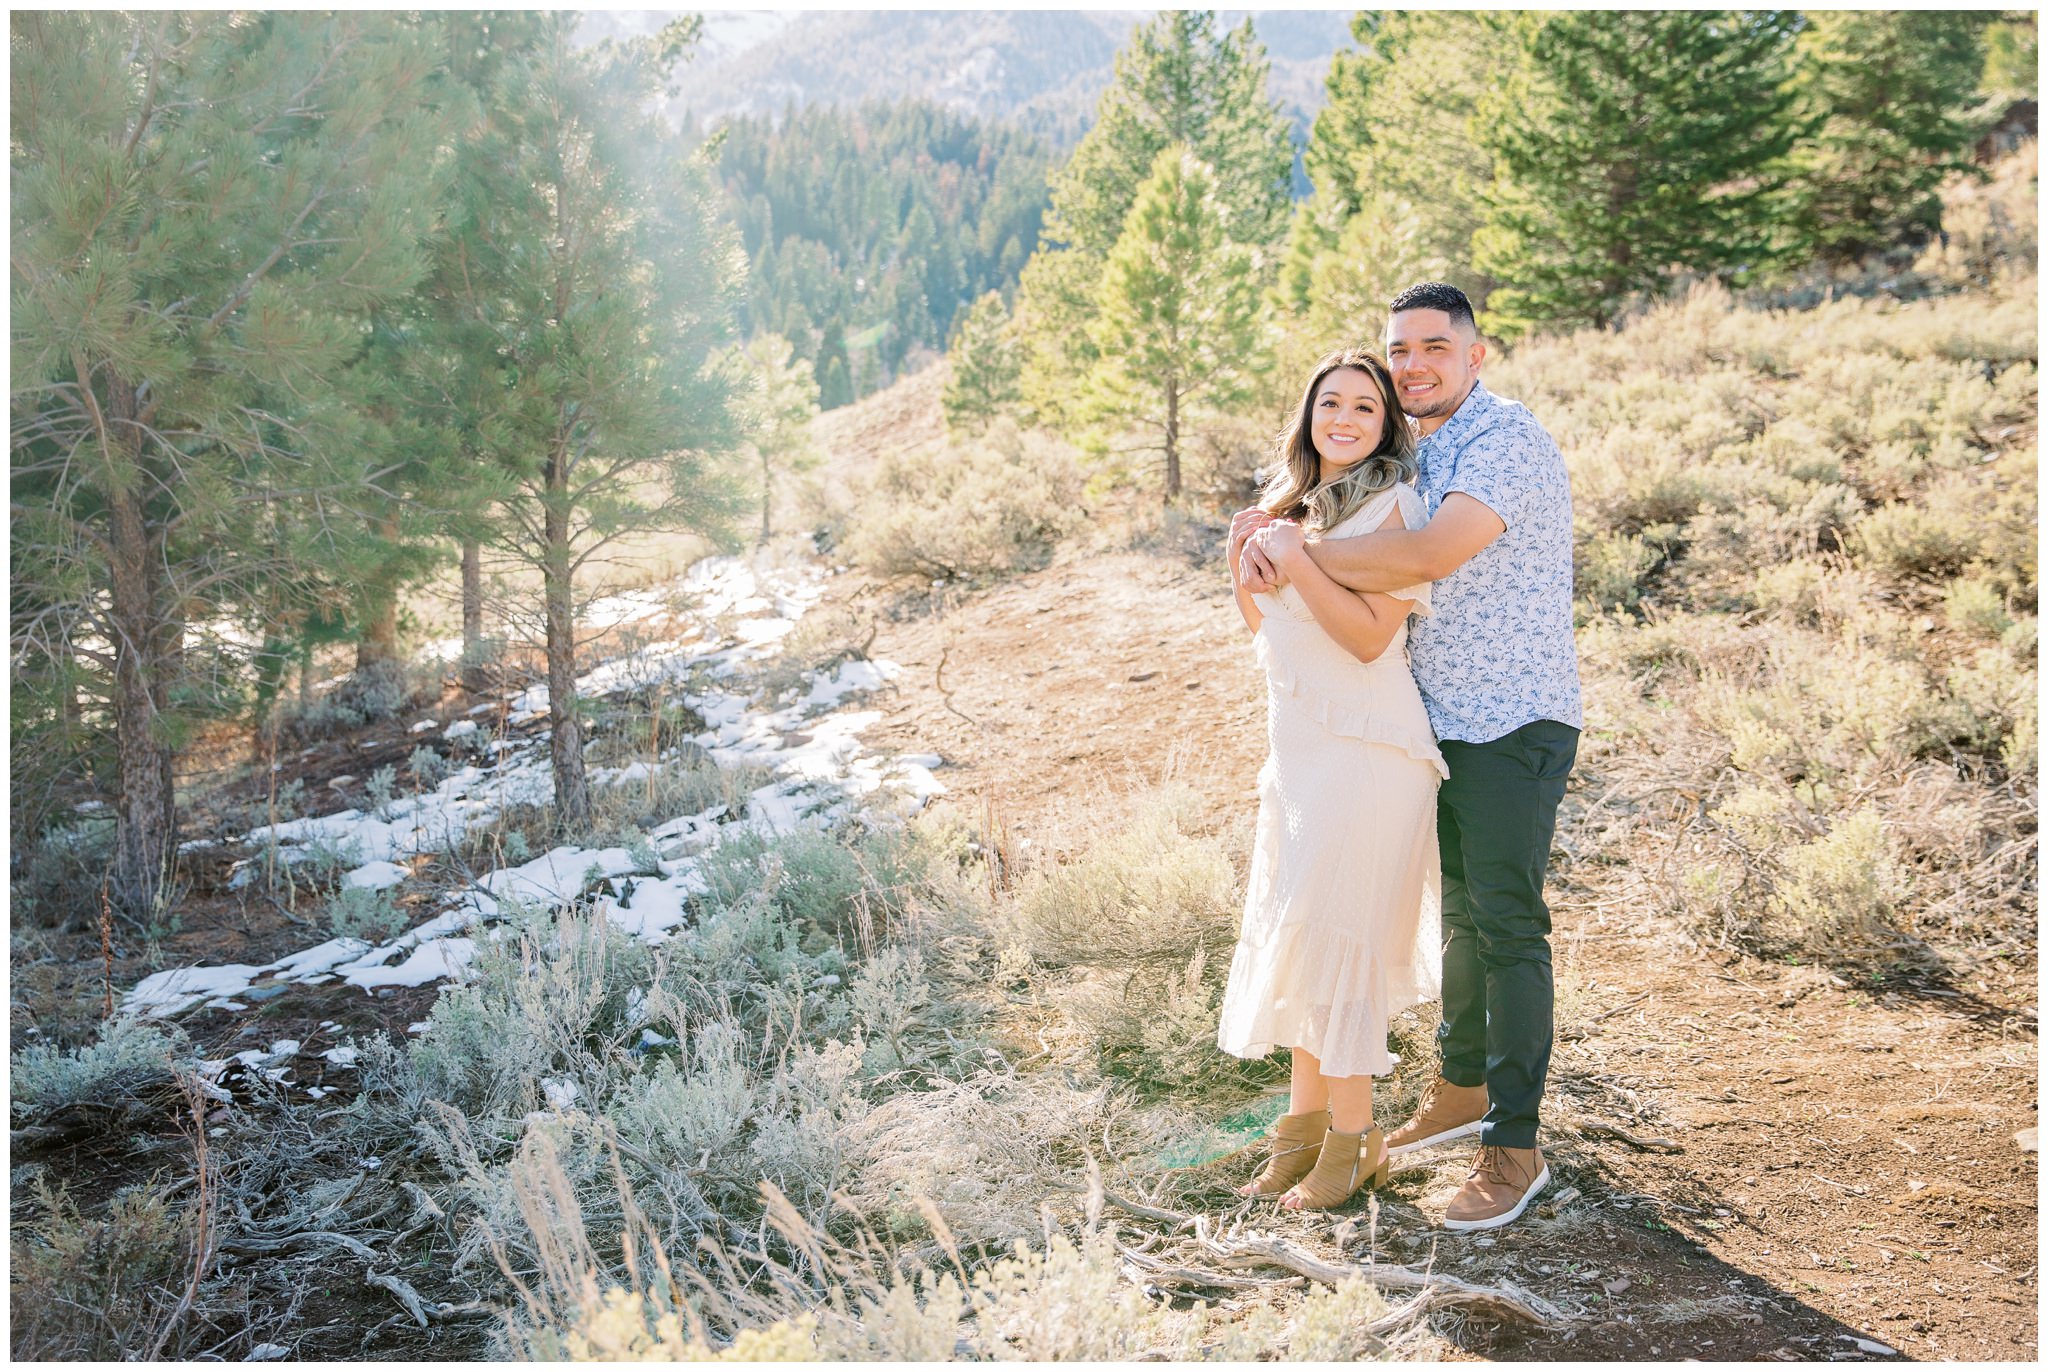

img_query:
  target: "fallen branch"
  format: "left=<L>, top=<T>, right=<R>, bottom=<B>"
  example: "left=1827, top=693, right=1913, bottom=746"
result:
left=1116, top=1240, right=1304, bottom=1292
left=219, top=1229, right=381, bottom=1262
left=365, top=1270, right=429, bottom=1327
left=1193, top=1223, right=1567, bottom=1327
left=1574, top=1123, right=1683, bottom=1153
left=1099, top=1188, right=1199, bottom=1230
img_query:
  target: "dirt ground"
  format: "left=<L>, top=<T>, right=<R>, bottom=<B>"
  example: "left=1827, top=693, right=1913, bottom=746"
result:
left=852, top=545, right=2040, bottom=1362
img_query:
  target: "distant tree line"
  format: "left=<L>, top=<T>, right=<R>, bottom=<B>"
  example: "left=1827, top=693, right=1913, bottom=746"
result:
left=950, top=8, right=2025, bottom=488
left=710, top=101, right=1052, bottom=408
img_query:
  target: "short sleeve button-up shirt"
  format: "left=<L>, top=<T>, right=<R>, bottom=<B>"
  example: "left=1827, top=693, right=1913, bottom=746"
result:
left=1408, top=381, right=1582, bottom=744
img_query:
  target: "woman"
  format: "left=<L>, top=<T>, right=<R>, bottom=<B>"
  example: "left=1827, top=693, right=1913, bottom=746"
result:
left=1215, top=347, right=1445, bottom=1211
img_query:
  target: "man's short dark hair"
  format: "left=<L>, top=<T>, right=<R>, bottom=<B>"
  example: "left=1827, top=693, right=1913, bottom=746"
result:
left=1388, top=281, right=1477, bottom=335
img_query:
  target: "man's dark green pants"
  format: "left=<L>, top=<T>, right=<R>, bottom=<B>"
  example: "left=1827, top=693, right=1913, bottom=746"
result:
left=1434, top=718, right=1579, bottom=1150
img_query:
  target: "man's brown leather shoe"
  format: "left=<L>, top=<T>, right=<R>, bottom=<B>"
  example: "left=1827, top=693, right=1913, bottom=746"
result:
left=1442, top=1145, right=1549, bottom=1231
left=1386, top=1076, right=1488, bottom=1157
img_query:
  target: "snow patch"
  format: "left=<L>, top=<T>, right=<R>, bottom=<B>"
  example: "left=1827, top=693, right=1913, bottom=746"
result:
left=342, top=860, right=410, bottom=890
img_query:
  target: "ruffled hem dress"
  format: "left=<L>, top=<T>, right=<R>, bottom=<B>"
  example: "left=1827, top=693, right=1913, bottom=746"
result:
left=1215, top=483, right=1445, bottom=1080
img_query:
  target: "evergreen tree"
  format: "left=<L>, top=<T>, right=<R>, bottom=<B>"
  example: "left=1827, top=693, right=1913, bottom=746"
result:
left=451, top=17, right=744, bottom=830
left=942, top=291, right=1023, bottom=434
left=1789, top=11, right=1997, bottom=264
left=406, top=12, right=553, bottom=696
left=1042, top=11, right=1295, bottom=258
left=10, top=12, right=457, bottom=917
left=1020, top=10, right=1292, bottom=437
left=1084, top=147, right=1266, bottom=503
left=816, top=321, right=854, bottom=410
left=1278, top=11, right=1503, bottom=317
left=728, top=334, right=819, bottom=543
left=1473, top=10, right=1804, bottom=337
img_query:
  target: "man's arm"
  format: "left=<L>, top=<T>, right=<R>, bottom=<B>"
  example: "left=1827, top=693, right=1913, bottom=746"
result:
left=1300, top=492, right=1506, bottom=594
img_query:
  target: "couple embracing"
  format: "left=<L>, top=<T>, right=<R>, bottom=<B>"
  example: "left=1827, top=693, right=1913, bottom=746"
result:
left=1215, top=281, right=1581, bottom=1232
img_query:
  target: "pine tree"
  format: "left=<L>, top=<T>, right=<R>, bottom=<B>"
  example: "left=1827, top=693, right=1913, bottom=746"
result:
left=10, top=12, right=458, bottom=918
left=1278, top=11, right=1503, bottom=317
left=450, top=17, right=744, bottom=830
left=1084, top=147, right=1267, bottom=503
left=1789, top=11, right=1997, bottom=265
left=942, top=291, right=1022, bottom=434
left=1473, top=10, right=1804, bottom=338
left=1042, top=11, right=1295, bottom=258
left=728, top=334, right=819, bottom=543
left=351, top=12, right=547, bottom=694
left=1018, top=11, right=1292, bottom=434
left=817, top=321, right=854, bottom=410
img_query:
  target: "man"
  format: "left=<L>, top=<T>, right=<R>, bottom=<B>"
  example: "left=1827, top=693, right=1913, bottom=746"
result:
left=1239, top=281, right=1581, bottom=1231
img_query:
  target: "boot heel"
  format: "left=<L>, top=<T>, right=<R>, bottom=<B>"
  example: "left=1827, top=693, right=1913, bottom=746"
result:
left=1365, top=1128, right=1390, bottom=1187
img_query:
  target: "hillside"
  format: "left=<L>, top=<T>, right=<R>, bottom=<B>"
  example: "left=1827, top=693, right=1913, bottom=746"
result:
left=578, top=9, right=1351, bottom=144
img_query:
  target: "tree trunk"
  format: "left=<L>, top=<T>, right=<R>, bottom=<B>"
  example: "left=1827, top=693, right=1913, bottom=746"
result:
left=355, top=599, right=400, bottom=671
left=759, top=445, right=772, bottom=545
left=354, top=512, right=403, bottom=672
left=543, top=441, right=590, bottom=833
left=1163, top=379, right=1182, bottom=503
left=108, top=479, right=176, bottom=923
left=460, top=537, right=486, bottom=693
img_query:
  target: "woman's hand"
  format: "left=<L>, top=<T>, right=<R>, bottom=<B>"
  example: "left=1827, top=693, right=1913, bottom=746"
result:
left=1227, top=507, right=1273, bottom=568
left=1252, top=519, right=1307, bottom=571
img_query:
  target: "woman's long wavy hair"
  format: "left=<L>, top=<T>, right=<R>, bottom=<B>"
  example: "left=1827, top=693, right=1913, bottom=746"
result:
left=1258, top=348, right=1417, bottom=535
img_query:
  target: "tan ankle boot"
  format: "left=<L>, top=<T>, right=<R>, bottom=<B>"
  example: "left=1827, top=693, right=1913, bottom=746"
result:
left=1280, top=1127, right=1388, bottom=1210
left=1443, top=1144, right=1549, bottom=1231
left=1387, top=1077, right=1488, bottom=1157
left=1238, top=1108, right=1331, bottom=1197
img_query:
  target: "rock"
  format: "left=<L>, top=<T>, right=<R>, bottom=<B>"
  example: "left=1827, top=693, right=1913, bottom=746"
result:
left=1128, top=670, right=1158, bottom=683
left=1603, top=1276, right=1631, bottom=1296
left=245, top=985, right=288, bottom=1003
left=2015, top=1126, right=2037, bottom=1153
left=1839, top=1335, right=1898, bottom=1357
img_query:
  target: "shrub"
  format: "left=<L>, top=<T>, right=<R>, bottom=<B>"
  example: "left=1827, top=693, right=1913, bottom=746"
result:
left=364, top=764, right=399, bottom=820
left=11, top=1017, right=184, bottom=1124
left=1852, top=479, right=1988, bottom=581
left=1575, top=530, right=1658, bottom=614
left=1942, top=642, right=2038, bottom=773
left=410, top=745, right=451, bottom=789
left=279, top=659, right=430, bottom=744
left=325, top=883, right=408, bottom=942
left=1913, top=142, right=2038, bottom=289
left=838, top=420, right=1084, bottom=584
left=697, top=828, right=868, bottom=942
left=1004, top=787, right=1237, bottom=971
left=9, top=1177, right=207, bottom=1361
left=13, top=815, right=116, bottom=929
left=1771, top=808, right=1903, bottom=949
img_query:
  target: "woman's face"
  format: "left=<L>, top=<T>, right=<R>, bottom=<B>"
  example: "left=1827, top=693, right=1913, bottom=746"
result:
left=1310, top=366, right=1387, bottom=477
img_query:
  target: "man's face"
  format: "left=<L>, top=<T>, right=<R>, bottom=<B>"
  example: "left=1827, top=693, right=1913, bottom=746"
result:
left=1386, top=308, right=1485, bottom=424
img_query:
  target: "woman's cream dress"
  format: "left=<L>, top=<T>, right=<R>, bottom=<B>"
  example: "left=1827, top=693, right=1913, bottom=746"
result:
left=1215, top=483, right=1445, bottom=1079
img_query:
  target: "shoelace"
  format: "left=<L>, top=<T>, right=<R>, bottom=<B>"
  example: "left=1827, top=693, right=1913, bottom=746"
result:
left=1468, top=1145, right=1526, bottom=1189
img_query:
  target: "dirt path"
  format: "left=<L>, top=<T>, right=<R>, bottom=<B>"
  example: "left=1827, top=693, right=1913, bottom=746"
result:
left=854, top=549, right=2039, bottom=1361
